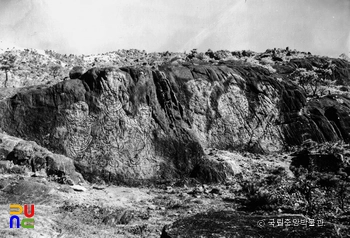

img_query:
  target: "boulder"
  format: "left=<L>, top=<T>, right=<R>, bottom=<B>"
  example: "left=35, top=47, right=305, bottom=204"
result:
left=0, top=133, right=83, bottom=183
left=0, top=133, right=22, bottom=159
left=290, top=143, right=350, bottom=173
left=0, top=60, right=350, bottom=184
left=281, top=95, right=350, bottom=146
left=190, top=150, right=243, bottom=183
left=71, top=184, right=87, bottom=192
left=69, top=66, right=85, bottom=79
left=1, top=179, right=54, bottom=204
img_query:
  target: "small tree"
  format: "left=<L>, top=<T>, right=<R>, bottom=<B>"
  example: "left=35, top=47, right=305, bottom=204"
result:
left=186, top=49, right=198, bottom=60
left=290, top=64, right=335, bottom=97
left=191, top=48, right=198, bottom=55
left=0, top=51, right=17, bottom=87
left=205, top=49, right=215, bottom=59
left=49, top=64, right=63, bottom=79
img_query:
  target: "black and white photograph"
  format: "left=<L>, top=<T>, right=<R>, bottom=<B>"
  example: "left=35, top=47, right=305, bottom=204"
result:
left=0, top=0, right=350, bottom=237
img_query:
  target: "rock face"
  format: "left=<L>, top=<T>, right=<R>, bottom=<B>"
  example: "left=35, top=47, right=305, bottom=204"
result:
left=0, top=59, right=350, bottom=184
left=281, top=95, right=350, bottom=146
left=0, top=133, right=83, bottom=183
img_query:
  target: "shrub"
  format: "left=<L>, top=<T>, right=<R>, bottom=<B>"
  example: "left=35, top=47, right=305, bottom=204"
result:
left=290, top=64, right=335, bottom=97
left=48, top=64, right=63, bottom=79
left=0, top=51, right=17, bottom=87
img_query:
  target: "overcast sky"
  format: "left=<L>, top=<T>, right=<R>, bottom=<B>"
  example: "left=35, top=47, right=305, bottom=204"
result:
left=0, top=0, right=349, bottom=57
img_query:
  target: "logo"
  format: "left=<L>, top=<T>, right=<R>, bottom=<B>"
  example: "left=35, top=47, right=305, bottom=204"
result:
left=9, top=204, right=35, bottom=228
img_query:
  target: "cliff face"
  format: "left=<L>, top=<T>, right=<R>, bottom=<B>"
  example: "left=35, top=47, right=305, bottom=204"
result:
left=1, top=59, right=350, bottom=184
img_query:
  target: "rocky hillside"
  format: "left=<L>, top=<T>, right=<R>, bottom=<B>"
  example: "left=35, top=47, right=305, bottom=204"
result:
left=1, top=46, right=349, bottom=89
left=0, top=47, right=186, bottom=89
left=1, top=48, right=350, bottom=185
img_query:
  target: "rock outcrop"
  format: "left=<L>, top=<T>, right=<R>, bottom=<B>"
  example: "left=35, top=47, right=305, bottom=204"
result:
left=0, top=133, right=83, bottom=183
left=1, top=58, right=350, bottom=184
left=69, top=66, right=85, bottom=79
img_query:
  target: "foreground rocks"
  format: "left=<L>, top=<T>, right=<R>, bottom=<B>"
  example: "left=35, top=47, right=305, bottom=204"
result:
left=0, top=179, right=54, bottom=204
left=0, top=149, right=348, bottom=238
left=0, top=133, right=83, bottom=183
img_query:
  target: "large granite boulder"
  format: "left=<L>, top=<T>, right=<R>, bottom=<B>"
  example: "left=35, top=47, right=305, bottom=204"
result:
left=0, top=60, right=350, bottom=184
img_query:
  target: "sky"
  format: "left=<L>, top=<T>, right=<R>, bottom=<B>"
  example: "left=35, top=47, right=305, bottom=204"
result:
left=0, top=0, right=349, bottom=57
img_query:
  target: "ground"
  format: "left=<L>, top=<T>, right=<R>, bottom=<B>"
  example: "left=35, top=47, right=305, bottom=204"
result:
left=0, top=150, right=349, bottom=238
left=0, top=151, right=289, bottom=238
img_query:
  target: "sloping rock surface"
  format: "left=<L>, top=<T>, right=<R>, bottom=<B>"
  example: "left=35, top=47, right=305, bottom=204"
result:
left=1, top=60, right=350, bottom=184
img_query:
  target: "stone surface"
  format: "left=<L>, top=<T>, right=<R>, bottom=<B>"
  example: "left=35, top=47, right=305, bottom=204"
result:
left=0, top=133, right=83, bottom=183
left=0, top=59, right=350, bottom=184
left=69, top=66, right=85, bottom=79
left=71, top=185, right=87, bottom=192
left=282, top=95, right=350, bottom=146
left=290, top=143, right=350, bottom=173
left=0, top=179, right=54, bottom=204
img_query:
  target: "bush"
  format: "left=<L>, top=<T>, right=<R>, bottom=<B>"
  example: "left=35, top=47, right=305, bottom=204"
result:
left=290, top=64, right=335, bottom=97
left=290, top=167, right=350, bottom=217
left=48, top=64, right=63, bottom=79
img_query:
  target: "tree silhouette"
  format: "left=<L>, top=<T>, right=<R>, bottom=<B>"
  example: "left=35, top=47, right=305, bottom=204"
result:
left=291, top=64, right=335, bottom=97
left=0, top=51, right=17, bottom=87
left=49, top=64, right=63, bottom=79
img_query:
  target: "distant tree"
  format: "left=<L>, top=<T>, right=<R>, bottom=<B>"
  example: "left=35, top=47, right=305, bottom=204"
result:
left=186, top=49, right=198, bottom=60
left=0, top=51, right=17, bottom=87
left=163, top=51, right=170, bottom=57
left=196, top=52, right=206, bottom=60
left=291, top=63, right=335, bottom=97
left=205, top=49, right=215, bottom=58
left=48, top=64, right=63, bottom=79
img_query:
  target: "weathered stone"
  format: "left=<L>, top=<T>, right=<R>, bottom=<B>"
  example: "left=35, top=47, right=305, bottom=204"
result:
left=0, top=160, right=12, bottom=171
left=46, top=154, right=83, bottom=183
left=92, top=185, right=106, bottom=190
left=71, top=184, right=87, bottom=192
left=1, top=180, right=54, bottom=203
left=69, top=66, right=85, bottom=79
left=282, top=95, right=350, bottom=146
left=291, top=148, right=347, bottom=173
left=0, top=134, right=22, bottom=159
left=0, top=59, right=350, bottom=184
left=0, top=133, right=83, bottom=183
